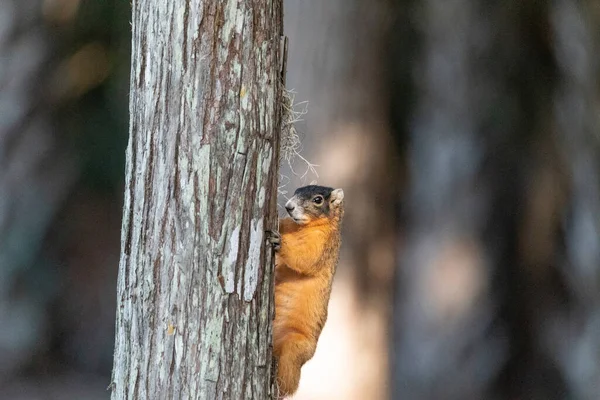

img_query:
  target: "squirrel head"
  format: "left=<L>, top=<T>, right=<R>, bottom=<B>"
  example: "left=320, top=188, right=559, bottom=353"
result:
left=284, top=185, right=344, bottom=226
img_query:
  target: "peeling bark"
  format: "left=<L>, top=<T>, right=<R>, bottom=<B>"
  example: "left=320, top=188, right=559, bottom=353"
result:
left=111, top=1, right=283, bottom=399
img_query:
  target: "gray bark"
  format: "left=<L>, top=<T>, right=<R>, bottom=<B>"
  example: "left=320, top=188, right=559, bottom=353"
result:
left=111, top=1, right=283, bottom=399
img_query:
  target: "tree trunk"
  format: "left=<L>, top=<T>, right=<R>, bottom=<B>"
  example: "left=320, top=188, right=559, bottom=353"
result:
left=390, top=0, right=600, bottom=398
left=546, top=1, right=600, bottom=397
left=0, top=0, right=75, bottom=381
left=111, top=1, right=283, bottom=399
left=390, top=1, right=559, bottom=399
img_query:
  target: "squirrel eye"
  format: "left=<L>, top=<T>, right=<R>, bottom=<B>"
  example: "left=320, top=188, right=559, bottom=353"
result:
left=313, top=196, right=323, bottom=204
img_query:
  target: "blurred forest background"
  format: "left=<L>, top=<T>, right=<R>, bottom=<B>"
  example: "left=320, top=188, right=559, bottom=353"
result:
left=1, top=0, right=599, bottom=399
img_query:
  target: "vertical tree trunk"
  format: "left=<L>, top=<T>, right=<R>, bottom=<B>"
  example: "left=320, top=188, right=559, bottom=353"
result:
left=0, top=0, right=75, bottom=380
left=111, top=1, right=283, bottom=399
left=546, top=1, right=600, bottom=397
left=390, top=1, right=558, bottom=399
left=391, top=4, right=512, bottom=398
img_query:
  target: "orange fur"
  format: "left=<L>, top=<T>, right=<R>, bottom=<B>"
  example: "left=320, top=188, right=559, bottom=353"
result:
left=273, top=212, right=342, bottom=397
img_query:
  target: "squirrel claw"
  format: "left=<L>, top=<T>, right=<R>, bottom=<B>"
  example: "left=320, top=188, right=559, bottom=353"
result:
left=265, top=229, right=281, bottom=251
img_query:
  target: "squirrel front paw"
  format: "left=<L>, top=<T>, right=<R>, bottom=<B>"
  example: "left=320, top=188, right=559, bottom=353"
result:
left=265, top=229, right=281, bottom=251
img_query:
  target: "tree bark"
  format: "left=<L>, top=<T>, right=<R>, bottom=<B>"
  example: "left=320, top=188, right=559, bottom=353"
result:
left=111, top=1, right=283, bottom=399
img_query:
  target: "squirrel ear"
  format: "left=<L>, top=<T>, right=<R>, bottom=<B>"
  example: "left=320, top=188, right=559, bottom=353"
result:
left=331, top=188, right=344, bottom=205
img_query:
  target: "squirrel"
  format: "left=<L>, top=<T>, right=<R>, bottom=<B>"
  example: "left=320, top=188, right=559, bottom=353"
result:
left=266, top=185, right=345, bottom=398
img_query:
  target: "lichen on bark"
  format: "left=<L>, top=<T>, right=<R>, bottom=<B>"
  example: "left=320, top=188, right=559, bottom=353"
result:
left=111, top=1, right=283, bottom=399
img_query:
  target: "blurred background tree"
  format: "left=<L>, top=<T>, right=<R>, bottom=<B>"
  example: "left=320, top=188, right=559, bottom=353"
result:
left=1, top=0, right=598, bottom=399
left=1, top=0, right=129, bottom=397
left=389, top=1, right=600, bottom=399
left=0, top=0, right=76, bottom=383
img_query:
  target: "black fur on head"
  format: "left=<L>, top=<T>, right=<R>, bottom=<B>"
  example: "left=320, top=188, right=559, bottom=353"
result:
left=293, top=185, right=334, bottom=200
left=285, top=185, right=344, bottom=224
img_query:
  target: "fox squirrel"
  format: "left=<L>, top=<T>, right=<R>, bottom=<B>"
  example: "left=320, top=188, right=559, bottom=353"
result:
left=267, top=185, right=345, bottom=398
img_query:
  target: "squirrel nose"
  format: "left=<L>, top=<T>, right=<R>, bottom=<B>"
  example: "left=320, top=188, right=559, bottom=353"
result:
left=285, top=203, right=295, bottom=212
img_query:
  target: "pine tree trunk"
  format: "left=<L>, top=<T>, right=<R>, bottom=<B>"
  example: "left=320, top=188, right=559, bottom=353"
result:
left=111, top=1, right=283, bottom=399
